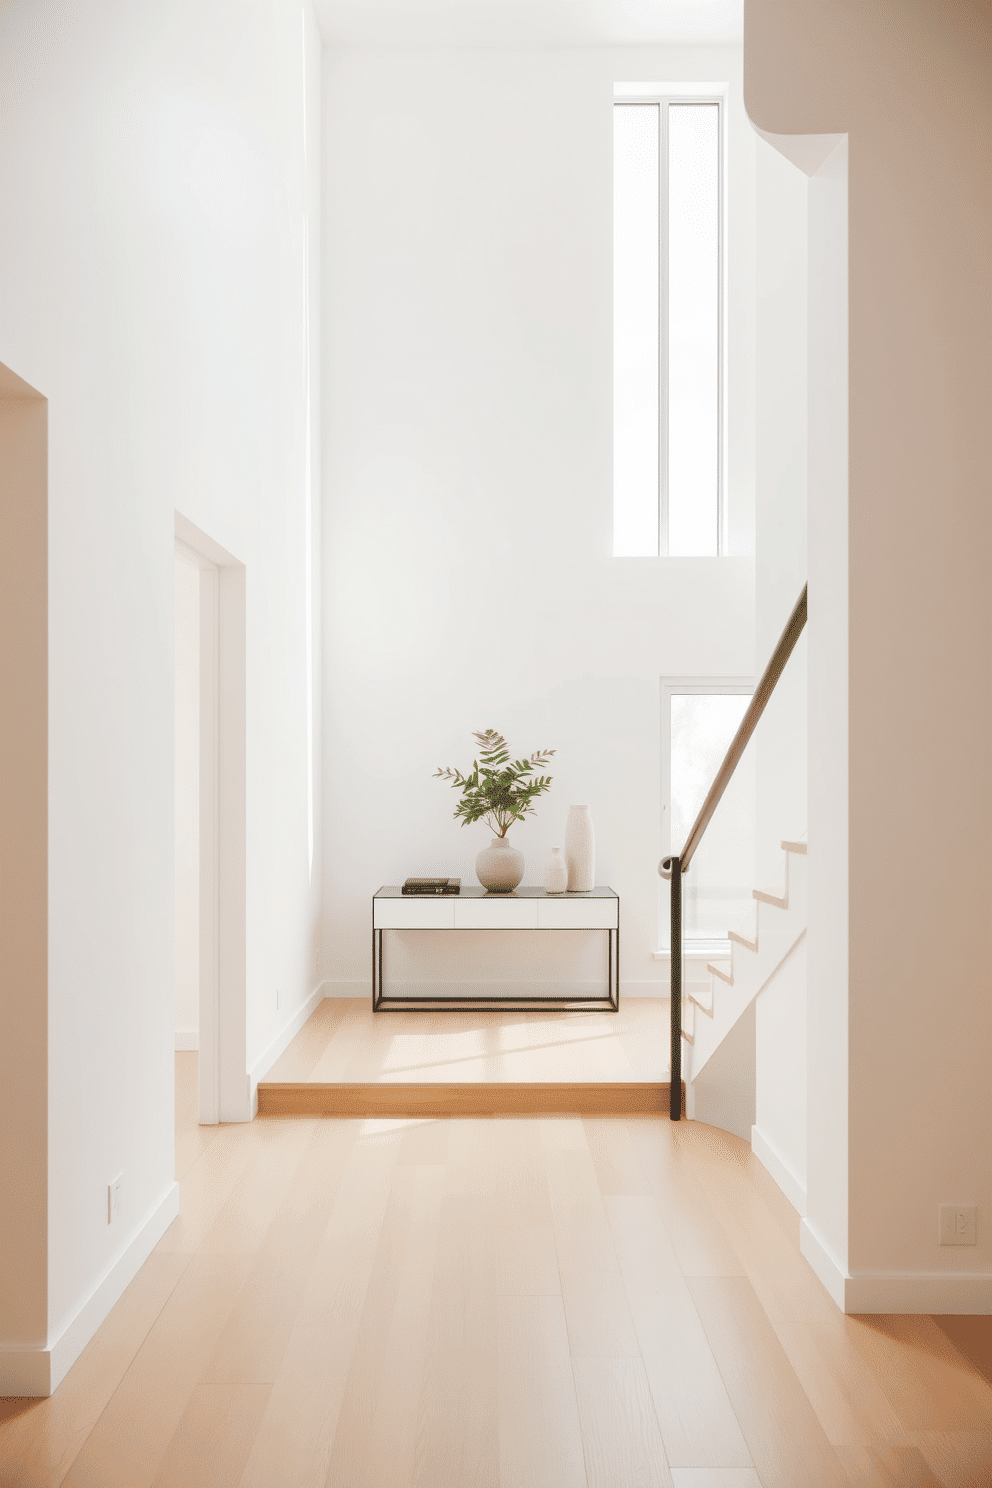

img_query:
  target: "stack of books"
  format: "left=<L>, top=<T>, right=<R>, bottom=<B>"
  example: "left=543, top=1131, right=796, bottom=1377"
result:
left=401, top=877, right=461, bottom=896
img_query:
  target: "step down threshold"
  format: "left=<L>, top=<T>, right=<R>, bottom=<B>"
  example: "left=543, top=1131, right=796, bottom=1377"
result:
left=257, top=1081, right=683, bottom=1119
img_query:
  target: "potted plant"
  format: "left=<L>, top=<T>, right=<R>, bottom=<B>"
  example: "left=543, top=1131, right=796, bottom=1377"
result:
left=435, top=729, right=555, bottom=891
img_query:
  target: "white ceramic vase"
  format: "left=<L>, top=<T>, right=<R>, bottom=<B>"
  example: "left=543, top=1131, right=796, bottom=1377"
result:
left=544, top=846, right=568, bottom=894
left=564, top=805, right=595, bottom=892
left=475, top=835, right=524, bottom=893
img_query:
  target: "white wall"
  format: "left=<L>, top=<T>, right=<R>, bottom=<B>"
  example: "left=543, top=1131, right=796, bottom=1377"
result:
left=754, top=934, right=807, bottom=1212
left=753, top=134, right=808, bottom=891
left=174, top=548, right=200, bottom=1047
left=321, top=42, right=757, bottom=997
left=748, top=129, right=809, bottom=1208
left=747, top=0, right=992, bottom=1311
left=0, top=0, right=322, bottom=1394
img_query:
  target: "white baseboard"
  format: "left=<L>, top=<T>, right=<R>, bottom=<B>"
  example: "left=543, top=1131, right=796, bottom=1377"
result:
left=799, top=1218, right=992, bottom=1314
left=619, top=982, right=669, bottom=1000
left=320, top=981, right=668, bottom=1002
left=799, top=1219, right=848, bottom=1309
left=751, top=1124, right=807, bottom=1216
left=323, top=980, right=367, bottom=999
left=174, top=1028, right=198, bottom=1051
left=248, top=982, right=326, bottom=1114
left=0, top=1180, right=180, bottom=1398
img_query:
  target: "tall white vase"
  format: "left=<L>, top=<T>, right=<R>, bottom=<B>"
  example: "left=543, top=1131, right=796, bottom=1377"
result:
left=564, top=805, right=595, bottom=892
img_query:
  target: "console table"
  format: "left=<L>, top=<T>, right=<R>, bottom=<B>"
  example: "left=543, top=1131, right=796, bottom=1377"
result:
left=372, top=886, right=619, bottom=1012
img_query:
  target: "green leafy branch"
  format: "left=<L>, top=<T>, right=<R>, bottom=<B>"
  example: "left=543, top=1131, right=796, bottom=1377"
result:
left=434, top=728, right=555, bottom=838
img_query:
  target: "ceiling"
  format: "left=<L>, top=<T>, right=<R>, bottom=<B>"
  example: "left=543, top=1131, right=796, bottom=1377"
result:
left=311, top=0, right=743, bottom=48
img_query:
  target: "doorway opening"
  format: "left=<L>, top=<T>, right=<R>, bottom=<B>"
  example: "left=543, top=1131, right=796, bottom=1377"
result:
left=174, top=514, right=247, bottom=1124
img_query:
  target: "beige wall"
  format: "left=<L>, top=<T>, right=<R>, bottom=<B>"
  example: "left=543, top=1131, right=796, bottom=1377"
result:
left=745, top=0, right=992, bottom=1306
left=0, top=380, right=48, bottom=1372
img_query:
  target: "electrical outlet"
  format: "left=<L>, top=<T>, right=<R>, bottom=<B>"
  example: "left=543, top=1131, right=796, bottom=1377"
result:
left=939, top=1204, right=977, bottom=1246
left=108, top=1173, right=123, bottom=1225
left=276, top=987, right=282, bottom=1011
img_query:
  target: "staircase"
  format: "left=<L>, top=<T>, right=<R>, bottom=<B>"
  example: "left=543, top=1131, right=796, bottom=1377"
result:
left=681, top=839, right=807, bottom=1091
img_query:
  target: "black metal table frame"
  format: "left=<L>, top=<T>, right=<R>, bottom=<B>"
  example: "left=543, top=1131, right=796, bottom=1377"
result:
left=371, top=905, right=620, bottom=1013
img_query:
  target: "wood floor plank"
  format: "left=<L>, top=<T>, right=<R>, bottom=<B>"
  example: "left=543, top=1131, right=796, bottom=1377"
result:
left=668, top=1472, right=762, bottom=1488
left=906, top=1428, right=992, bottom=1486
left=61, top=1253, right=253, bottom=1488
left=497, top=1224, right=562, bottom=1297
left=687, top=1275, right=847, bottom=1488
left=628, top=1124, right=745, bottom=1279
left=799, top=1314, right=908, bottom=1445
left=195, top=1120, right=315, bottom=1257
left=491, top=1118, right=555, bottom=1228
left=690, top=1143, right=832, bottom=1326
left=271, top=1117, right=360, bottom=1224
left=156, top=1123, right=258, bottom=1255
left=771, top=1320, right=877, bottom=1448
left=583, top=1117, right=654, bottom=1197
left=200, top=1219, right=326, bottom=1384
left=571, top=1357, right=674, bottom=1488
left=604, top=1195, right=752, bottom=1470
left=496, top=1294, right=588, bottom=1488
left=262, top=999, right=351, bottom=1082
left=323, top=1162, right=447, bottom=1488
left=0, top=1252, right=190, bottom=1488
left=844, top=1315, right=992, bottom=1432
left=559, top=1267, right=641, bottom=1360
left=150, top=1382, right=272, bottom=1488
left=544, top=1146, right=623, bottom=1278
left=411, top=1192, right=499, bottom=1488
left=237, top=1130, right=400, bottom=1488
left=833, top=1442, right=944, bottom=1487
left=175, top=1053, right=221, bottom=1181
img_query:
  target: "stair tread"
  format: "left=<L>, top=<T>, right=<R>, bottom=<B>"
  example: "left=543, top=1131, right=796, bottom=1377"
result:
left=753, top=887, right=788, bottom=907
left=687, top=990, right=714, bottom=1016
left=707, top=961, right=734, bottom=984
left=781, top=839, right=807, bottom=855
left=728, top=928, right=758, bottom=952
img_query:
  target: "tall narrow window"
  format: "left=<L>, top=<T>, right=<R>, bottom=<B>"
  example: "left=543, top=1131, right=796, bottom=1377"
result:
left=614, top=98, right=722, bottom=556
left=661, top=682, right=754, bottom=947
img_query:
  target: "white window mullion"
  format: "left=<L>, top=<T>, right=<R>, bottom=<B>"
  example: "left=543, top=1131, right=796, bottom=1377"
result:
left=614, top=91, right=723, bottom=559
left=613, top=102, right=661, bottom=558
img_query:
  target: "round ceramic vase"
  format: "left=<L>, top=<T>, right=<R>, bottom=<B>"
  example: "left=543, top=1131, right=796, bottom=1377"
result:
left=544, top=846, right=568, bottom=894
left=475, top=836, right=524, bottom=893
left=564, top=805, right=595, bottom=892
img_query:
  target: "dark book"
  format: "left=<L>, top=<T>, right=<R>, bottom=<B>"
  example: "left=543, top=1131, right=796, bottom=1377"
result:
left=401, top=878, right=461, bottom=895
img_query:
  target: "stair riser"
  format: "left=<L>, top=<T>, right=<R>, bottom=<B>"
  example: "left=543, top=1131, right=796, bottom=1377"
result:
left=686, top=849, right=807, bottom=1082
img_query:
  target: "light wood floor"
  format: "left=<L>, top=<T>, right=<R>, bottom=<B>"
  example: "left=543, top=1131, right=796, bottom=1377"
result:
left=3, top=1053, right=992, bottom=1486
left=258, top=998, right=675, bottom=1116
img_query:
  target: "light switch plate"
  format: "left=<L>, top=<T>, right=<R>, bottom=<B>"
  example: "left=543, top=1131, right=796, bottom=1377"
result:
left=939, top=1204, right=977, bottom=1246
left=108, top=1173, right=123, bottom=1225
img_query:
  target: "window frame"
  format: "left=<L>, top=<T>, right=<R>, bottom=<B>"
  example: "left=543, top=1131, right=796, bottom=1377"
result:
left=658, top=675, right=753, bottom=953
left=613, top=84, right=729, bottom=557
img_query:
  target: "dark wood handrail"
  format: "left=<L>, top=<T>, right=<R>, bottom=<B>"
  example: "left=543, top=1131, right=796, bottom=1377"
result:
left=659, top=583, right=807, bottom=1121
left=660, top=583, right=807, bottom=879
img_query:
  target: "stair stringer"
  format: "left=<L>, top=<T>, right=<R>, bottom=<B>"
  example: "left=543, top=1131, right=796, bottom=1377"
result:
left=682, top=842, right=807, bottom=1085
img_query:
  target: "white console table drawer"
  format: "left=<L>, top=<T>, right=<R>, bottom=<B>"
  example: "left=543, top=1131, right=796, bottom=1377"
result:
left=537, top=898, right=619, bottom=930
left=373, top=898, right=456, bottom=930
left=454, top=899, right=539, bottom=929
